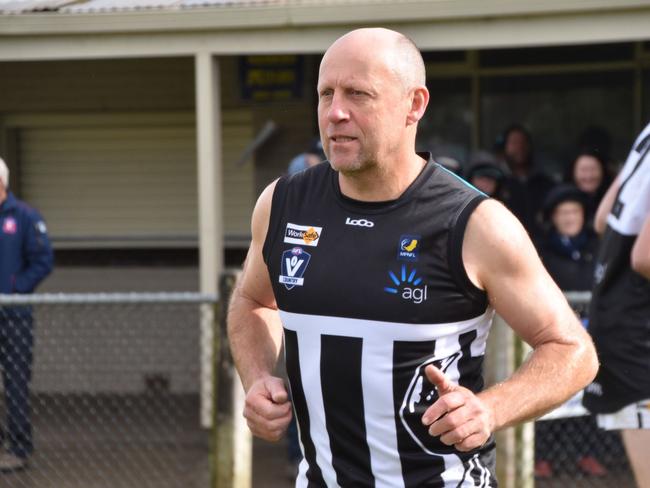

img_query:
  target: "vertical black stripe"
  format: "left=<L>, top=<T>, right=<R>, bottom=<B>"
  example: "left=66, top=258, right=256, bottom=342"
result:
left=320, top=335, right=374, bottom=487
left=457, top=330, right=483, bottom=392
left=392, top=339, right=447, bottom=487
left=284, top=329, right=326, bottom=488
left=458, top=330, right=498, bottom=486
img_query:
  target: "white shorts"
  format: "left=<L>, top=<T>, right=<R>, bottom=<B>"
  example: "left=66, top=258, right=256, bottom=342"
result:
left=597, top=399, right=650, bottom=430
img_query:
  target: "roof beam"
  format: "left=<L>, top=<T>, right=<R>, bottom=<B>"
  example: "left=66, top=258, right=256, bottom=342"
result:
left=1, top=7, right=650, bottom=61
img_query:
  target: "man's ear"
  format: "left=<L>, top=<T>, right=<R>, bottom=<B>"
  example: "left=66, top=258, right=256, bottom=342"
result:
left=406, top=86, right=429, bottom=127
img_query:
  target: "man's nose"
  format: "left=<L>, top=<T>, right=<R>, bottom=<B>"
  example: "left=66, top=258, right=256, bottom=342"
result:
left=327, top=93, right=350, bottom=123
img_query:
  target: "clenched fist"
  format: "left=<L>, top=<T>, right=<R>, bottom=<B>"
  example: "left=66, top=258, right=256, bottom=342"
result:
left=243, top=375, right=293, bottom=442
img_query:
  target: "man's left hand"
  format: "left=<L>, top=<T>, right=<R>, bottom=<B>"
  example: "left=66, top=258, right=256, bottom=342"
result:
left=421, top=364, right=495, bottom=452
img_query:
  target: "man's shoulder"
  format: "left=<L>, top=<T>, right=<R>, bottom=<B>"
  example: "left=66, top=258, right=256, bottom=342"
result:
left=6, top=195, right=46, bottom=228
left=14, top=199, right=42, bottom=221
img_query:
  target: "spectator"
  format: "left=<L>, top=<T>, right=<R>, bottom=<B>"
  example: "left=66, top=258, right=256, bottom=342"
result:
left=564, top=151, right=612, bottom=227
left=534, top=184, right=607, bottom=478
left=0, top=157, right=53, bottom=472
left=583, top=121, right=650, bottom=488
left=497, top=124, right=555, bottom=240
left=287, top=139, right=326, bottom=175
left=538, top=185, right=598, bottom=290
left=465, top=150, right=506, bottom=200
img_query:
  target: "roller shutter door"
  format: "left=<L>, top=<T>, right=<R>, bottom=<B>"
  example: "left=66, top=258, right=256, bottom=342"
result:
left=18, top=112, right=254, bottom=247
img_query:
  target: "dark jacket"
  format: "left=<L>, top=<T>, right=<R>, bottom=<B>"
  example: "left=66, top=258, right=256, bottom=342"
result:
left=0, top=192, right=53, bottom=295
left=501, top=171, right=555, bottom=240
left=539, top=229, right=599, bottom=293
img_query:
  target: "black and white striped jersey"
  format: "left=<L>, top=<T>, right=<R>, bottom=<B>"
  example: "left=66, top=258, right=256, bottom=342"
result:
left=263, top=154, right=496, bottom=487
left=584, top=123, right=650, bottom=414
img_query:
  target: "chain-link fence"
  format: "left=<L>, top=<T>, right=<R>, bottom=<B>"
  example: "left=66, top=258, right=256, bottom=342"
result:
left=534, top=292, right=636, bottom=488
left=0, top=292, right=217, bottom=488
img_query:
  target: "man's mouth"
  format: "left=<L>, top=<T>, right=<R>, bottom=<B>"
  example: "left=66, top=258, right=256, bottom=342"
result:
left=331, top=136, right=356, bottom=143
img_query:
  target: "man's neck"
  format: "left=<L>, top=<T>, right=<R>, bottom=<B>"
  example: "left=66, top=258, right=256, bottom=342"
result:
left=0, top=190, right=6, bottom=206
left=338, top=153, right=427, bottom=202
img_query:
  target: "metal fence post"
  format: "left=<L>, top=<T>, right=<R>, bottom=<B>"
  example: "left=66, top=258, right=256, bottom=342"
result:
left=213, top=270, right=252, bottom=488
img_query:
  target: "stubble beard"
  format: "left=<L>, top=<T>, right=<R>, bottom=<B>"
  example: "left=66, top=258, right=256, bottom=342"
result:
left=328, top=147, right=379, bottom=177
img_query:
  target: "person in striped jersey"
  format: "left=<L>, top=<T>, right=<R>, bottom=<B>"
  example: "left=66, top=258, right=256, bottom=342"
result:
left=228, top=28, right=598, bottom=487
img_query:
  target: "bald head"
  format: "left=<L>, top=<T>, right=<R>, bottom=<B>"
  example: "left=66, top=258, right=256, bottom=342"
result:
left=321, top=28, right=426, bottom=91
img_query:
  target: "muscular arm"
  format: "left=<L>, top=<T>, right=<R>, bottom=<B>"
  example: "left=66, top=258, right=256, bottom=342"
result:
left=594, top=176, right=620, bottom=235
left=631, top=214, right=650, bottom=279
left=227, top=180, right=292, bottom=441
left=423, top=200, right=598, bottom=450
left=468, top=200, right=598, bottom=429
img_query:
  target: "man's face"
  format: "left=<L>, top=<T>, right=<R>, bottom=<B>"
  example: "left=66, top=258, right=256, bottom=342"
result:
left=0, top=180, right=6, bottom=203
left=317, top=44, right=410, bottom=174
left=504, top=130, right=530, bottom=168
left=573, top=155, right=604, bottom=195
left=552, top=201, right=584, bottom=238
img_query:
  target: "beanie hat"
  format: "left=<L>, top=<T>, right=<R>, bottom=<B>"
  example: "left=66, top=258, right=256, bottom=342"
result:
left=542, top=184, right=586, bottom=222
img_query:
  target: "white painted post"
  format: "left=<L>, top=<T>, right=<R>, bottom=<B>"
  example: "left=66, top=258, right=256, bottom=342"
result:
left=195, top=51, right=224, bottom=429
left=484, top=315, right=535, bottom=488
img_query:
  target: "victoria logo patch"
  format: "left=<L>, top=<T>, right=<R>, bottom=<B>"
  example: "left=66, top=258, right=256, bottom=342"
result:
left=279, top=247, right=312, bottom=290
left=284, top=223, right=322, bottom=247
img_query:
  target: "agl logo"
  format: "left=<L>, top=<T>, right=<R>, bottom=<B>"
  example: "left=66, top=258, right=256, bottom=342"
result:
left=384, top=265, right=428, bottom=304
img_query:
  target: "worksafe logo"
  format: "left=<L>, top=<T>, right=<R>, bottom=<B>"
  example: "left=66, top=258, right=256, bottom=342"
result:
left=284, top=223, right=322, bottom=247
left=398, top=235, right=420, bottom=261
left=279, top=247, right=311, bottom=290
left=384, top=264, right=428, bottom=304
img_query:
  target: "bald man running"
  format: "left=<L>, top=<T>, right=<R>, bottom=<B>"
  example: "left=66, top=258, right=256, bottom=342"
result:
left=228, top=28, right=598, bottom=487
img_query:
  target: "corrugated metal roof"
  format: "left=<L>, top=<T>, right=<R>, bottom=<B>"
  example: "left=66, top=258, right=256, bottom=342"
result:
left=0, top=0, right=79, bottom=13
left=0, top=0, right=289, bottom=14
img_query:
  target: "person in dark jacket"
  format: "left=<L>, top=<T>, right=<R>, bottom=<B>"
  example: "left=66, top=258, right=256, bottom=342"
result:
left=538, top=184, right=599, bottom=292
left=535, top=184, right=609, bottom=479
left=0, top=157, right=53, bottom=472
left=497, top=124, right=555, bottom=241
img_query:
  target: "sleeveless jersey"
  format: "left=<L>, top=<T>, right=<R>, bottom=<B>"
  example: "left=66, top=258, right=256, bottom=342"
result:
left=263, top=155, right=496, bottom=487
left=583, top=123, right=650, bottom=414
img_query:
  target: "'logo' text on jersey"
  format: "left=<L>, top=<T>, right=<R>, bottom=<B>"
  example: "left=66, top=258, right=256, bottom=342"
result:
left=345, top=217, right=374, bottom=228
left=284, top=223, right=323, bottom=247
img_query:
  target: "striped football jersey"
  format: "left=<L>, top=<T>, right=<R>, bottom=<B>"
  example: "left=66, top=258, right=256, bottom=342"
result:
left=263, top=154, right=496, bottom=487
